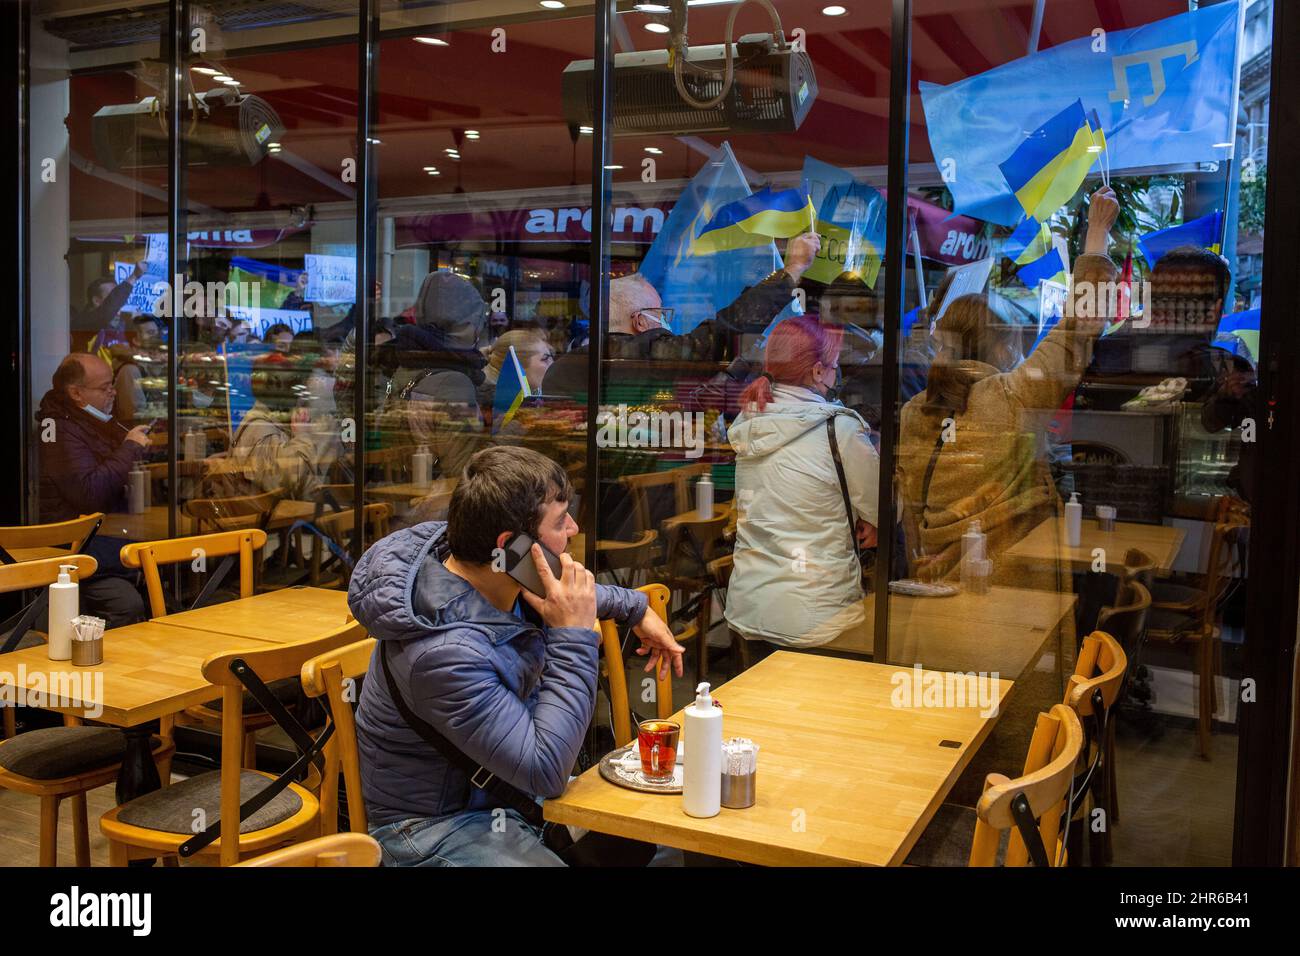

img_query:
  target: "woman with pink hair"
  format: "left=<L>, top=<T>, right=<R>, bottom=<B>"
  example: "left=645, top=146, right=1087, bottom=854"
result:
left=725, top=315, right=880, bottom=655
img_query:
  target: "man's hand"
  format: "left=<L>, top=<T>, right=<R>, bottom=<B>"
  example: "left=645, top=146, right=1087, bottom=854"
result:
left=783, top=232, right=822, bottom=283
left=632, top=611, right=685, bottom=680
left=124, top=425, right=151, bottom=447
left=289, top=406, right=313, bottom=438
left=1084, top=186, right=1119, bottom=256
left=519, top=545, right=597, bottom=630
left=132, top=260, right=149, bottom=280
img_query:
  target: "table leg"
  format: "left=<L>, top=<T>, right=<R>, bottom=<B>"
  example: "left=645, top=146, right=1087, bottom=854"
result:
left=116, top=723, right=162, bottom=805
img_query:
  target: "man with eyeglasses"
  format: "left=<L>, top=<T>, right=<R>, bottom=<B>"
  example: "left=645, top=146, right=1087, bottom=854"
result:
left=34, top=353, right=152, bottom=627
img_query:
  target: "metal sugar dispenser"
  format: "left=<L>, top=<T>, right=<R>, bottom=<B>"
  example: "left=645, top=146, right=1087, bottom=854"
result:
left=70, top=615, right=105, bottom=666
left=719, top=737, right=759, bottom=809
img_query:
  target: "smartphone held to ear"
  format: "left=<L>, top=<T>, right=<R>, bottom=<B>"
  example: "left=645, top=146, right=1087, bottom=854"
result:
left=502, top=533, right=563, bottom=598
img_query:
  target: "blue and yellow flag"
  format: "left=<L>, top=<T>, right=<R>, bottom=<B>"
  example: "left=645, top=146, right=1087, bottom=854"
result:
left=1002, top=216, right=1053, bottom=267
left=1017, top=247, right=1068, bottom=289
left=1137, top=211, right=1224, bottom=269
left=691, top=186, right=816, bottom=254
left=999, top=99, right=1102, bottom=223
left=492, top=345, right=530, bottom=433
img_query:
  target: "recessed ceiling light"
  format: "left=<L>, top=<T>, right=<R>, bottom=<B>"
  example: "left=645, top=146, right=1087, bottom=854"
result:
left=423, top=165, right=438, bottom=171
left=579, top=125, right=593, bottom=134
left=268, top=142, right=281, bottom=149
left=540, top=0, right=565, bottom=7
left=464, top=130, right=480, bottom=139
left=219, top=79, right=240, bottom=86
left=414, top=36, right=449, bottom=46
left=635, top=3, right=670, bottom=10
left=645, top=22, right=670, bottom=33
left=213, top=74, right=234, bottom=82
left=604, top=164, right=624, bottom=170
left=192, top=67, right=221, bottom=76
left=427, top=169, right=441, bottom=175
left=644, top=147, right=663, bottom=154
left=821, top=4, right=847, bottom=15
left=444, top=147, right=459, bottom=154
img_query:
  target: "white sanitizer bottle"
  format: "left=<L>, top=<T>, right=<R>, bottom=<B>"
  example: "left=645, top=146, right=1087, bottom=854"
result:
left=683, top=682, right=723, bottom=818
left=1065, top=492, right=1083, bottom=548
left=48, top=564, right=79, bottom=661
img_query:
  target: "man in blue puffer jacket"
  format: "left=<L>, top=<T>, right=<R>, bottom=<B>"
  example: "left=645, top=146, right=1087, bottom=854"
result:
left=349, top=445, right=684, bottom=866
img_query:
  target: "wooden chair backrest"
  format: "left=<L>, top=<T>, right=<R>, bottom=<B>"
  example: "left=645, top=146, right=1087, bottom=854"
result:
left=1066, top=631, right=1129, bottom=719
left=0, top=514, right=103, bottom=551
left=970, top=704, right=1084, bottom=867
left=662, top=513, right=730, bottom=579
left=309, top=504, right=392, bottom=586
left=120, top=529, right=268, bottom=618
left=601, top=584, right=674, bottom=747
left=0, top=555, right=97, bottom=594
left=1095, top=579, right=1150, bottom=652
left=708, top=553, right=734, bottom=589
left=201, top=619, right=369, bottom=866
left=595, top=528, right=659, bottom=575
left=184, top=489, right=282, bottom=534
left=621, top=463, right=711, bottom=537
left=1119, top=548, right=1157, bottom=591
left=236, top=832, right=381, bottom=867
left=301, top=636, right=377, bottom=835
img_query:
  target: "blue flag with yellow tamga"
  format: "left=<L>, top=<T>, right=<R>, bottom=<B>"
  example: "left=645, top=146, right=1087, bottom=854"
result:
left=919, top=2, right=1240, bottom=226
left=637, top=141, right=784, bottom=335
left=492, top=345, right=530, bottom=433
left=1137, top=211, right=1224, bottom=269
left=691, top=186, right=816, bottom=254
left=999, top=100, right=1101, bottom=223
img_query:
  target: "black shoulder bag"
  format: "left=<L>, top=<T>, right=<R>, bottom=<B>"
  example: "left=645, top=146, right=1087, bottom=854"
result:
left=825, top=415, right=874, bottom=590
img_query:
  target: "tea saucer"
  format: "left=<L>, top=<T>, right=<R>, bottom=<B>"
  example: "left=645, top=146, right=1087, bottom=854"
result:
left=598, top=743, right=684, bottom=794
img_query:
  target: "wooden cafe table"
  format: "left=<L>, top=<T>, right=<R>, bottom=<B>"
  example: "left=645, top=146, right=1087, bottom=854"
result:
left=1002, top=514, right=1186, bottom=576
left=0, top=622, right=272, bottom=802
left=152, top=586, right=352, bottom=645
left=545, top=653, right=1012, bottom=866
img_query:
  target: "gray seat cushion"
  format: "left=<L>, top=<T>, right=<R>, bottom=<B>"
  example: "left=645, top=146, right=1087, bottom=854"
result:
left=0, top=726, right=136, bottom=780
left=116, top=770, right=303, bottom=835
left=202, top=677, right=302, bottom=713
left=905, top=803, right=1009, bottom=866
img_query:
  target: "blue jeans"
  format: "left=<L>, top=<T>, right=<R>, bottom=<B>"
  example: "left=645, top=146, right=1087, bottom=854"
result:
left=370, top=809, right=566, bottom=867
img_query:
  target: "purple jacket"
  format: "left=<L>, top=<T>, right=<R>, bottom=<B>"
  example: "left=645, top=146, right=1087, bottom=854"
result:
left=35, top=389, right=145, bottom=522
left=349, top=521, right=648, bottom=826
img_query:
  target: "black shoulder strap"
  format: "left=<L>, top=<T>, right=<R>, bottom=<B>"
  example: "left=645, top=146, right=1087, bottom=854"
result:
left=918, top=431, right=948, bottom=530
left=379, top=640, right=546, bottom=828
left=825, top=415, right=866, bottom=589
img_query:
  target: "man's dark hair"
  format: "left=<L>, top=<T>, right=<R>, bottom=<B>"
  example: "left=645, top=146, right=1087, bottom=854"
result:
left=447, top=446, right=572, bottom=564
left=265, top=322, right=293, bottom=338
left=87, top=277, right=115, bottom=304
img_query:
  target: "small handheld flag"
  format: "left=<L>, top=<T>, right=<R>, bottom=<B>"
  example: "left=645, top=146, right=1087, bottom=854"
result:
left=999, top=99, right=1101, bottom=223
left=492, top=345, right=531, bottom=433
left=691, top=186, right=816, bottom=254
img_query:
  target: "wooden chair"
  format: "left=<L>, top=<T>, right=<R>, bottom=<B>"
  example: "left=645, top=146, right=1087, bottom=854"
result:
left=1145, top=508, right=1248, bottom=757
left=300, top=636, right=376, bottom=835
left=594, top=529, right=659, bottom=590
left=183, top=489, right=282, bottom=535
left=1093, top=578, right=1151, bottom=830
left=906, top=704, right=1085, bottom=866
left=620, top=463, right=712, bottom=536
left=0, top=513, right=104, bottom=564
left=308, top=503, right=393, bottom=588
left=600, top=584, right=674, bottom=748
left=121, top=530, right=271, bottom=767
left=1062, top=631, right=1128, bottom=866
left=99, top=621, right=367, bottom=866
left=0, top=555, right=175, bottom=866
left=235, top=832, right=381, bottom=867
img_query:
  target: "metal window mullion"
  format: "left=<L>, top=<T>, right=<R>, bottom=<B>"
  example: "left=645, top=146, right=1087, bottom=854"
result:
left=352, top=0, right=378, bottom=562
left=872, top=0, right=912, bottom=663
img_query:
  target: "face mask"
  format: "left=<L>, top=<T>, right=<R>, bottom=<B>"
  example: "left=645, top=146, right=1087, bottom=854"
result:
left=191, top=389, right=215, bottom=409
left=82, top=403, right=113, bottom=423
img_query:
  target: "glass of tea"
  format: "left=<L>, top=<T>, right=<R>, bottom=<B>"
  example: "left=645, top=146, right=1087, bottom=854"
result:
left=636, top=719, right=681, bottom=781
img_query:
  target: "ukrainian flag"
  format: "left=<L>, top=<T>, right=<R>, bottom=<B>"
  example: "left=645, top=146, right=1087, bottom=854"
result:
left=999, top=99, right=1101, bottom=223
left=1137, top=211, right=1224, bottom=269
left=492, top=345, right=530, bottom=433
left=1017, top=248, right=1068, bottom=289
left=691, top=186, right=816, bottom=254
left=1002, top=216, right=1053, bottom=267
